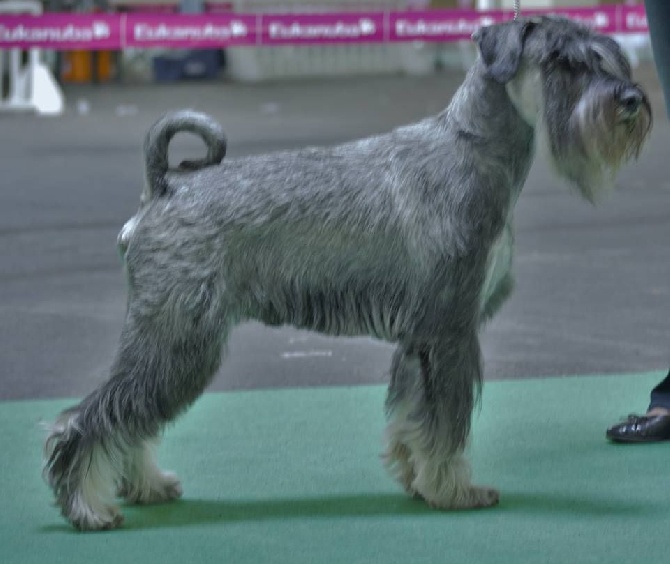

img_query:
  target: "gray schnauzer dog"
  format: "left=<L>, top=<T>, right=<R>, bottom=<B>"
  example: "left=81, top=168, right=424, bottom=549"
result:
left=44, top=15, right=651, bottom=530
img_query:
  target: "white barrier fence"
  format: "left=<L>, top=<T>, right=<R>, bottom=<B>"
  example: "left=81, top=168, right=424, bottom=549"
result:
left=0, top=0, right=64, bottom=115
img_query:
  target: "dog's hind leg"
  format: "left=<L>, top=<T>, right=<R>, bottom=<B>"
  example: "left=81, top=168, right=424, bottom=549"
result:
left=43, top=305, right=227, bottom=530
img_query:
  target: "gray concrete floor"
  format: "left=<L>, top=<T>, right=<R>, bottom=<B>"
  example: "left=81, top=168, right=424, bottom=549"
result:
left=1, top=65, right=669, bottom=401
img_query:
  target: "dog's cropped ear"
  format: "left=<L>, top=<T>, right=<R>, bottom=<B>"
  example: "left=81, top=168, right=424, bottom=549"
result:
left=472, top=19, right=536, bottom=84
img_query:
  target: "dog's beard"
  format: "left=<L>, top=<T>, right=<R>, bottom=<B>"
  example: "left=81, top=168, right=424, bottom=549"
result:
left=546, top=86, right=652, bottom=203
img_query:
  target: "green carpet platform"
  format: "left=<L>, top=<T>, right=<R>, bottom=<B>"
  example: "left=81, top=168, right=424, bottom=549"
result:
left=2, top=372, right=669, bottom=563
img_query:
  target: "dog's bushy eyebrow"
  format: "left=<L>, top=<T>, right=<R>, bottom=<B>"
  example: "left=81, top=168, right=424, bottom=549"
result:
left=590, top=38, right=632, bottom=79
left=536, top=36, right=630, bottom=80
left=532, top=19, right=631, bottom=78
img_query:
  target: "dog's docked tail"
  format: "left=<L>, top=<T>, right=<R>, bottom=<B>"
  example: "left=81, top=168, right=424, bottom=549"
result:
left=142, top=110, right=227, bottom=201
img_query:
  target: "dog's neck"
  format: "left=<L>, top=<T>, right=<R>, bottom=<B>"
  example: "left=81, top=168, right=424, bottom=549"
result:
left=440, top=62, right=536, bottom=196
left=445, top=64, right=533, bottom=136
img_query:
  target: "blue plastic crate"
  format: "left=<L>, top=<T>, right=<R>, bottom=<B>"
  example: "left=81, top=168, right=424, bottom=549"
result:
left=152, top=50, right=220, bottom=83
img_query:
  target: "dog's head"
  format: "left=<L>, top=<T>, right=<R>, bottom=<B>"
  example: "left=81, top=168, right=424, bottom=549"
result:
left=472, top=15, right=652, bottom=201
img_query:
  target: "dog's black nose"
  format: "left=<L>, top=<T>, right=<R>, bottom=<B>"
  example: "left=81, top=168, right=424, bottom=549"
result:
left=619, top=89, right=643, bottom=116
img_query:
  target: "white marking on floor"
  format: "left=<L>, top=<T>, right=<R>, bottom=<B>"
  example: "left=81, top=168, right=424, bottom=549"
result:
left=281, top=351, right=333, bottom=359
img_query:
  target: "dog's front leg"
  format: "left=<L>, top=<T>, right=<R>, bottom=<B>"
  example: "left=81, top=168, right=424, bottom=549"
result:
left=480, top=220, right=515, bottom=323
left=384, top=332, right=498, bottom=510
left=384, top=254, right=499, bottom=510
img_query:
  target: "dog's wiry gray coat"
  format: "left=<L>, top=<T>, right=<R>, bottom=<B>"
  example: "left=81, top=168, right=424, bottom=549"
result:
left=44, top=15, right=651, bottom=530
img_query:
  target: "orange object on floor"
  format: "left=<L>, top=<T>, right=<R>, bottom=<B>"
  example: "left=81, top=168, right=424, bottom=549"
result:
left=61, top=50, right=114, bottom=83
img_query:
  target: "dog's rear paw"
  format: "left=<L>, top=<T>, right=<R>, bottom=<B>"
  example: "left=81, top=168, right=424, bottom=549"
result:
left=153, top=472, right=184, bottom=502
left=66, top=494, right=125, bottom=531
left=44, top=409, right=126, bottom=530
left=119, top=471, right=183, bottom=505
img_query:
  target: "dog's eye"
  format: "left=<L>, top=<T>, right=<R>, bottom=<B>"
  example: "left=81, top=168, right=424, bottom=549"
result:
left=590, top=50, right=606, bottom=70
left=547, top=53, right=588, bottom=74
left=550, top=55, right=572, bottom=71
left=547, top=50, right=570, bottom=69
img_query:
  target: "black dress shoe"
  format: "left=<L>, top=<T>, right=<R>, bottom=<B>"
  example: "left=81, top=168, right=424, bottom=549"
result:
left=606, top=414, right=670, bottom=443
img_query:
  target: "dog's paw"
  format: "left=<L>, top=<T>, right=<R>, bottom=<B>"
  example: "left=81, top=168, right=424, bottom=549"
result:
left=119, top=471, right=183, bottom=505
left=66, top=493, right=124, bottom=531
left=465, top=485, right=500, bottom=509
left=424, top=485, right=500, bottom=511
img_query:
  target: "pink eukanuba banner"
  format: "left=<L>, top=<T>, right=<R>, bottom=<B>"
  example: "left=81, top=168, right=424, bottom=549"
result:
left=0, top=5, right=648, bottom=51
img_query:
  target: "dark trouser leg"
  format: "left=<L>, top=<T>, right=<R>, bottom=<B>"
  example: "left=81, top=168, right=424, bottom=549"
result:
left=648, top=369, right=670, bottom=411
